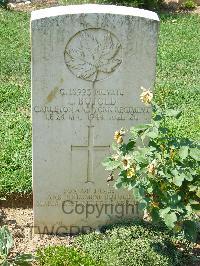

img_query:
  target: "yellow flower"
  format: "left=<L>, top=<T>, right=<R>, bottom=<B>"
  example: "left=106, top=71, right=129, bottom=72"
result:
left=114, top=130, right=120, bottom=139
left=127, top=167, right=136, bottom=178
left=147, top=160, right=157, bottom=175
left=114, top=130, right=123, bottom=144
left=122, top=155, right=132, bottom=170
left=122, top=158, right=128, bottom=167
left=170, top=147, right=176, bottom=160
left=117, top=135, right=123, bottom=144
left=140, top=87, right=153, bottom=105
left=114, top=128, right=125, bottom=144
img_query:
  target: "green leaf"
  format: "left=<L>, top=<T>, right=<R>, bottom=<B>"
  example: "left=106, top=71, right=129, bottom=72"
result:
left=111, top=142, right=118, bottom=151
left=183, top=220, right=197, bottom=242
left=169, top=194, right=181, bottom=206
left=132, top=187, right=145, bottom=201
left=114, top=177, right=124, bottom=189
left=165, top=109, right=181, bottom=118
left=138, top=202, right=147, bottom=211
left=133, top=151, right=147, bottom=164
left=196, top=188, right=200, bottom=198
left=189, top=185, right=197, bottom=191
left=147, top=187, right=153, bottom=193
left=172, top=175, right=184, bottom=187
left=14, top=253, right=34, bottom=265
left=189, top=198, right=200, bottom=206
left=159, top=207, right=171, bottom=218
left=146, top=128, right=159, bottom=139
left=0, top=226, right=13, bottom=257
left=162, top=212, right=177, bottom=229
left=185, top=204, right=193, bottom=215
left=154, top=114, right=162, bottom=121
left=191, top=204, right=200, bottom=211
left=2, top=261, right=10, bottom=266
left=130, top=124, right=149, bottom=133
left=140, top=132, right=147, bottom=142
left=190, top=148, right=200, bottom=161
left=102, top=159, right=121, bottom=171
left=150, top=208, right=160, bottom=223
left=125, top=141, right=135, bottom=151
left=159, top=127, right=169, bottom=134
left=184, top=173, right=193, bottom=181
left=114, top=182, right=123, bottom=189
left=179, top=146, right=189, bottom=159
left=142, top=147, right=153, bottom=154
left=127, top=180, right=137, bottom=190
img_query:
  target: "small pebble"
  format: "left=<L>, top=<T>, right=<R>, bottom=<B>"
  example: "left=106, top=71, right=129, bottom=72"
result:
left=7, top=3, right=16, bottom=9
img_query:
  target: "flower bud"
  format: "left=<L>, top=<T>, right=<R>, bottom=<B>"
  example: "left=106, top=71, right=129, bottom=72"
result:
left=151, top=201, right=159, bottom=208
left=107, top=173, right=114, bottom=182
left=140, top=87, right=153, bottom=105
left=147, top=160, right=157, bottom=175
left=114, top=130, right=123, bottom=144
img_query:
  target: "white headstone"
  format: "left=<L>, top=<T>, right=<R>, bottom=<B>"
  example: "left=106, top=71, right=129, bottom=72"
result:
left=31, top=5, right=159, bottom=234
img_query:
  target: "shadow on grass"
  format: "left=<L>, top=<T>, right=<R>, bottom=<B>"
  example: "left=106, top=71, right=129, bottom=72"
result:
left=75, top=218, right=197, bottom=266
left=102, top=219, right=198, bottom=265
left=0, top=0, right=8, bottom=8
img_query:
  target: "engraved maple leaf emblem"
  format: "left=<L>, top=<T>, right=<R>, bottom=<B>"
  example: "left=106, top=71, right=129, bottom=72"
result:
left=64, top=29, right=122, bottom=82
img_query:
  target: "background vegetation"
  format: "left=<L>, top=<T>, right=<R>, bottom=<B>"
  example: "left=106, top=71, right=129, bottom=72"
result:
left=0, top=9, right=199, bottom=196
left=0, top=10, right=31, bottom=196
left=59, top=0, right=163, bottom=10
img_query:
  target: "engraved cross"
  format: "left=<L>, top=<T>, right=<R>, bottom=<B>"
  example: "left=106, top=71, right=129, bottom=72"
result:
left=71, top=126, right=110, bottom=183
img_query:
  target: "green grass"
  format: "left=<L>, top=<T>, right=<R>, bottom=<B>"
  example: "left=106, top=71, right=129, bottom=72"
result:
left=0, top=10, right=31, bottom=195
left=36, top=246, right=102, bottom=266
left=155, top=14, right=200, bottom=140
left=0, top=9, right=200, bottom=195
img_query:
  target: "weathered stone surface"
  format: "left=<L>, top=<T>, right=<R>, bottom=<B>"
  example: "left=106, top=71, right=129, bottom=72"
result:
left=31, top=5, right=159, bottom=234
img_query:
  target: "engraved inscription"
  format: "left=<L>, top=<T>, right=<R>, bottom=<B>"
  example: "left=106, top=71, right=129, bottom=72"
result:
left=36, top=188, right=137, bottom=207
left=33, top=104, right=151, bottom=121
left=64, top=28, right=122, bottom=82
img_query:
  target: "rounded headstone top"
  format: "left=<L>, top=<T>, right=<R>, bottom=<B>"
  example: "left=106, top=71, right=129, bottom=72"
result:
left=31, top=4, right=159, bottom=22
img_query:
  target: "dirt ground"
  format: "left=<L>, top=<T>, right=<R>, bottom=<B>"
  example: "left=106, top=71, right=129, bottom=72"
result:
left=0, top=206, right=199, bottom=261
left=0, top=207, right=73, bottom=257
